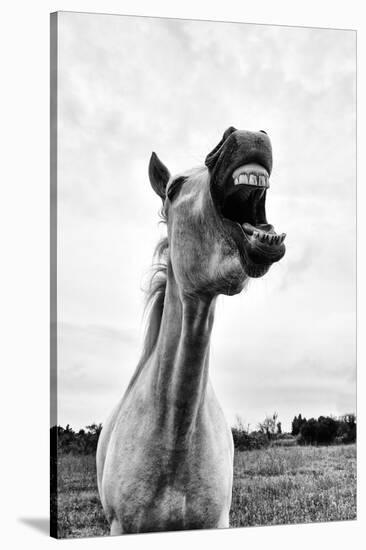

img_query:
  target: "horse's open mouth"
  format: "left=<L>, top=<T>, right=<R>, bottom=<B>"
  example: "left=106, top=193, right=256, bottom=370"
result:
left=221, top=162, right=286, bottom=277
left=206, top=127, right=286, bottom=278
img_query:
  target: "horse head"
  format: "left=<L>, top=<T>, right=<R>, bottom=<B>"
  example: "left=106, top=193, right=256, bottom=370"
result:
left=148, top=127, right=286, bottom=297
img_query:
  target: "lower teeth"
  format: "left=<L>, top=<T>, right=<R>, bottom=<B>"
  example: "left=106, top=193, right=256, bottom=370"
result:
left=241, top=222, right=286, bottom=245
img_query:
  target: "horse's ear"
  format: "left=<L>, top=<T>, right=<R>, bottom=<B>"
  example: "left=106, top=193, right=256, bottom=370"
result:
left=148, top=152, right=170, bottom=201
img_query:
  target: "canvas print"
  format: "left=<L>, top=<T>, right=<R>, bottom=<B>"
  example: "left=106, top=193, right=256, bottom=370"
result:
left=50, top=11, right=356, bottom=539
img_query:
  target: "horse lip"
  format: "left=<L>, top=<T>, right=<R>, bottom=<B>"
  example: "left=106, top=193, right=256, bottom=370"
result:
left=207, top=130, right=273, bottom=215
left=238, top=226, right=286, bottom=265
left=221, top=218, right=285, bottom=275
left=206, top=129, right=272, bottom=170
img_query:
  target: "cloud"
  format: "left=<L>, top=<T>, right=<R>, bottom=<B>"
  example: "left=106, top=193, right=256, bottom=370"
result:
left=58, top=322, right=141, bottom=427
left=56, top=13, right=356, bottom=431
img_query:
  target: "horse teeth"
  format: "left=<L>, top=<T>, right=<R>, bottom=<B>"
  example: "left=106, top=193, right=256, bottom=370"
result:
left=246, top=227, right=285, bottom=246
left=232, top=173, right=269, bottom=188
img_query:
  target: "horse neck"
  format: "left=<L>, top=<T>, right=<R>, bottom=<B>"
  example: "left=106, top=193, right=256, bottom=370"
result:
left=151, top=262, right=216, bottom=444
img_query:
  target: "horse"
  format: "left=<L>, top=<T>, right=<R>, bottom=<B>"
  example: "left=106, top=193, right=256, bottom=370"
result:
left=96, top=126, right=286, bottom=534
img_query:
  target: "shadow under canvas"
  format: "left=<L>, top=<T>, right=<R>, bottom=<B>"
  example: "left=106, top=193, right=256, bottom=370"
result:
left=18, top=518, right=50, bottom=536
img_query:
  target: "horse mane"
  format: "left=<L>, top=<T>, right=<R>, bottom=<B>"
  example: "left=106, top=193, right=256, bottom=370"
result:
left=140, top=232, right=169, bottom=363
left=124, top=211, right=169, bottom=395
left=124, top=165, right=207, bottom=395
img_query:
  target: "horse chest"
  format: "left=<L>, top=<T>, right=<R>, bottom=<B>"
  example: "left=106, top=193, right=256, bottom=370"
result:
left=116, top=443, right=231, bottom=532
left=103, top=414, right=233, bottom=533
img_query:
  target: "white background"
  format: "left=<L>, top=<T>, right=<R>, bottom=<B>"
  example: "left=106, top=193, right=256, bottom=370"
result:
left=0, top=1, right=364, bottom=549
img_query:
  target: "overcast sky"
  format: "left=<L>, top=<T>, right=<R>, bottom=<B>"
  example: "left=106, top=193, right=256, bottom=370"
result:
left=56, top=12, right=356, bottom=432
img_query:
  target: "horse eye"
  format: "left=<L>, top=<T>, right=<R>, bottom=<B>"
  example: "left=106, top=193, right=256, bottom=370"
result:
left=259, top=130, right=267, bottom=135
left=166, top=176, right=186, bottom=201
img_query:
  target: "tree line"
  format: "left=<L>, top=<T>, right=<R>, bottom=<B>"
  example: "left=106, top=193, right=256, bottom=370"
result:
left=51, top=412, right=356, bottom=455
left=230, top=412, right=356, bottom=451
left=291, top=413, right=356, bottom=445
left=51, top=423, right=102, bottom=455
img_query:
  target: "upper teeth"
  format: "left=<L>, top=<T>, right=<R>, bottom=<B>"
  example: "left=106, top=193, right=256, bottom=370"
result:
left=234, top=173, right=269, bottom=188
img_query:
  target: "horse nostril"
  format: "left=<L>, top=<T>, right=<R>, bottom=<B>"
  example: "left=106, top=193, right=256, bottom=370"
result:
left=223, top=126, right=237, bottom=140
left=259, top=130, right=267, bottom=135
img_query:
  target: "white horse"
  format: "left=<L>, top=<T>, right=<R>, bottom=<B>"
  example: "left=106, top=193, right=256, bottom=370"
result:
left=97, top=127, right=286, bottom=534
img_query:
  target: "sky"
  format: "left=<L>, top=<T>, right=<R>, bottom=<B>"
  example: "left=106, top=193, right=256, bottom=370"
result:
left=56, top=12, right=356, bottom=432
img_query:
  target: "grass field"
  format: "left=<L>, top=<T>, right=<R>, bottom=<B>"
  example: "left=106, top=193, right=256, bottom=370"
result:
left=54, top=444, right=356, bottom=538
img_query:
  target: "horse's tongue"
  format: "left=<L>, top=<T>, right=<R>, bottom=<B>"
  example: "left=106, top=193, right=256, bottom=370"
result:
left=242, top=222, right=276, bottom=236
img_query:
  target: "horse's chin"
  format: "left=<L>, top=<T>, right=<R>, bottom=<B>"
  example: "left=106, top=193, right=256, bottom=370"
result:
left=242, top=259, right=271, bottom=279
left=217, top=258, right=249, bottom=296
left=239, top=232, right=286, bottom=278
left=221, top=276, right=248, bottom=296
left=221, top=219, right=285, bottom=279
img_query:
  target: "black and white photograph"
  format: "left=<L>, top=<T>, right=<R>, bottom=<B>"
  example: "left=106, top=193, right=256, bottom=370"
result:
left=50, top=10, right=356, bottom=540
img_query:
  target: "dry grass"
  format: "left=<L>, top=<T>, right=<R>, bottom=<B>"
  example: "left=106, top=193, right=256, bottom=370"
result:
left=54, top=444, right=356, bottom=538
left=55, top=455, right=108, bottom=538
left=230, top=444, right=356, bottom=527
